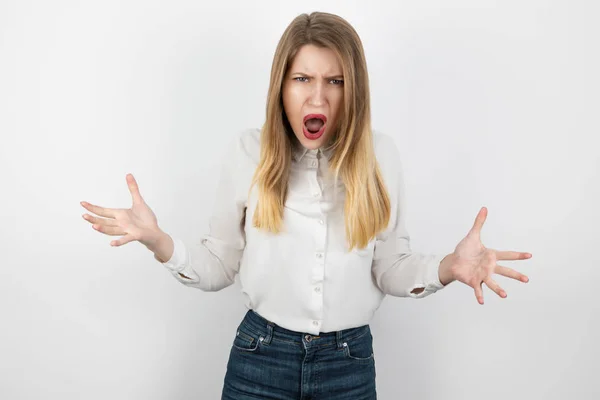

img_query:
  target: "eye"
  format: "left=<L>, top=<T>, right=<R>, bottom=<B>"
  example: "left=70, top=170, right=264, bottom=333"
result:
left=330, top=79, right=344, bottom=85
left=294, top=77, right=309, bottom=82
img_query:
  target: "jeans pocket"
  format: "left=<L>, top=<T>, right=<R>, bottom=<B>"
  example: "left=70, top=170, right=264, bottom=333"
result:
left=232, top=325, right=263, bottom=353
left=341, top=329, right=375, bottom=364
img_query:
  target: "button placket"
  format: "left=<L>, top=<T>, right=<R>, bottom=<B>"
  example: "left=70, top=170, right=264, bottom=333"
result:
left=313, top=247, right=325, bottom=323
left=312, top=157, right=326, bottom=332
left=306, top=157, right=322, bottom=200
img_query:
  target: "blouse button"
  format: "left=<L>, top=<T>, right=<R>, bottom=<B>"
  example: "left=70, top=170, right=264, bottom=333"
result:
left=312, top=320, right=319, bottom=326
left=319, top=219, right=324, bottom=225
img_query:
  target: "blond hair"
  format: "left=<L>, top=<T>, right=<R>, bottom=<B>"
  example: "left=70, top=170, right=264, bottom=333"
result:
left=249, top=11, right=391, bottom=251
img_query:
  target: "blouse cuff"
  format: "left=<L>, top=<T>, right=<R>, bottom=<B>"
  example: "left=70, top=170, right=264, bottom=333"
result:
left=408, top=253, right=447, bottom=298
left=155, top=237, right=188, bottom=273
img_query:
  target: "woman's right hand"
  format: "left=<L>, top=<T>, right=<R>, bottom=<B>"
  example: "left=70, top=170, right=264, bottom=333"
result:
left=81, top=173, right=163, bottom=249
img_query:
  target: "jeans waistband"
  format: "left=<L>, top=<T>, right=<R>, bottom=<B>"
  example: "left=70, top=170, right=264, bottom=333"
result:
left=241, top=309, right=370, bottom=349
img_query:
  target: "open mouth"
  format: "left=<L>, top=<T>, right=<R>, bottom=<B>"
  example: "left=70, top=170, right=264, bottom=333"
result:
left=303, top=114, right=327, bottom=139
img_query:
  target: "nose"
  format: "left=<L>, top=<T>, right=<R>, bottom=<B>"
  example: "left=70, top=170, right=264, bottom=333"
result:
left=308, top=81, right=325, bottom=107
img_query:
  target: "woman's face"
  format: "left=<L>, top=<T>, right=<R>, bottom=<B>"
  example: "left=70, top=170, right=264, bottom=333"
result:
left=282, top=44, right=344, bottom=151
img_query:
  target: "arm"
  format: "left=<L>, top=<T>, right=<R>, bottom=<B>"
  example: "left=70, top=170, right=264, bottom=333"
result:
left=151, top=131, right=251, bottom=292
left=371, top=134, right=450, bottom=298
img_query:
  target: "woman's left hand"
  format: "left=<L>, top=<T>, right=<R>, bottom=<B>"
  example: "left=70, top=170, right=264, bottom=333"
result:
left=441, top=207, right=532, bottom=304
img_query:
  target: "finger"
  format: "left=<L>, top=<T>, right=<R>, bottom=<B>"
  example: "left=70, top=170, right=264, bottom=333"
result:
left=80, top=201, right=118, bottom=219
left=82, top=214, right=118, bottom=227
left=495, top=250, right=532, bottom=261
left=468, top=207, right=487, bottom=238
left=484, top=277, right=507, bottom=298
left=126, top=174, right=144, bottom=205
left=495, top=265, right=529, bottom=283
left=474, top=281, right=484, bottom=305
left=111, top=234, right=137, bottom=247
left=92, top=224, right=126, bottom=236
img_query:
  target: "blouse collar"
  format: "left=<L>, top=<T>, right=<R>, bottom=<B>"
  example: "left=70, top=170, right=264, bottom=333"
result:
left=291, top=140, right=334, bottom=162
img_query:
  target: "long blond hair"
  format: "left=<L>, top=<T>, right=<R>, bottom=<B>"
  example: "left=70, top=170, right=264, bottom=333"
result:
left=249, top=11, right=391, bottom=251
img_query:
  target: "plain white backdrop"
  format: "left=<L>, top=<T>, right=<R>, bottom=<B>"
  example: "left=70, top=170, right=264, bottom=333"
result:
left=1, top=0, right=598, bottom=399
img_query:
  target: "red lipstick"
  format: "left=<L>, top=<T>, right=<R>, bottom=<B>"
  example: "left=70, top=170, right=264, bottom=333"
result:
left=302, top=114, right=327, bottom=140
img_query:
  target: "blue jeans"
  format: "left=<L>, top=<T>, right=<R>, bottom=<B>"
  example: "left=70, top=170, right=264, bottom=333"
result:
left=221, top=309, right=377, bottom=399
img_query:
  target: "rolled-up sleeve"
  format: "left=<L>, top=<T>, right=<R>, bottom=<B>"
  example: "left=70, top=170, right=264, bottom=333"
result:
left=156, top=130, right=253, bottom=292
left=371, top=134, right=447, bottom=298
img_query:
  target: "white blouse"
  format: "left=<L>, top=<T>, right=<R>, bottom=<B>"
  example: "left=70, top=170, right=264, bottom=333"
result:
left=157, top=128, right=446, bottom=335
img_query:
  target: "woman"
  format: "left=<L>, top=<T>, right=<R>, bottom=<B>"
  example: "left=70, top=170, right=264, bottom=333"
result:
left=80, top=11, right=532, bottom=399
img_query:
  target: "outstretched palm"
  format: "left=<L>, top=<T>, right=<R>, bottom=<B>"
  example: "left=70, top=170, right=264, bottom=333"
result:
left=450, top=207, right=531, bottom=304
left=81, top=174, right=161, bottom=248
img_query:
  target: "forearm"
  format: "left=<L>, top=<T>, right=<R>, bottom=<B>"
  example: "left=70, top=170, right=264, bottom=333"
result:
left=438, top=253, right=457, bottom=286
left=147, top=230, right=174, bottom=263
left=155, top=234, right=242, bottom=291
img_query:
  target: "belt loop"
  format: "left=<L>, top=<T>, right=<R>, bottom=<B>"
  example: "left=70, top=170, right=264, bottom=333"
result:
left=263, top=320, right=274, bottom=344
left=336, top=329, right=344, bottom=349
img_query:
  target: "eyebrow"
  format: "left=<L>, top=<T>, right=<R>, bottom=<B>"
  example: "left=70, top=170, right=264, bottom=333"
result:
left=289, top=72, right=344, bottom=79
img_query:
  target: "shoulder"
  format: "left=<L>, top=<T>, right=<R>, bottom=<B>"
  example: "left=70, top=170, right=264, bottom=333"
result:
left=372, top=130, right=402, bottom=171
left=228, top=127, right=261, bottom=165
left=372, top=129, right=393, bottom=150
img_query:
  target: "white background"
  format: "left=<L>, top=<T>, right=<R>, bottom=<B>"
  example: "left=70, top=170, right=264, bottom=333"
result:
left=1, top=0, right=598, bottom=399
